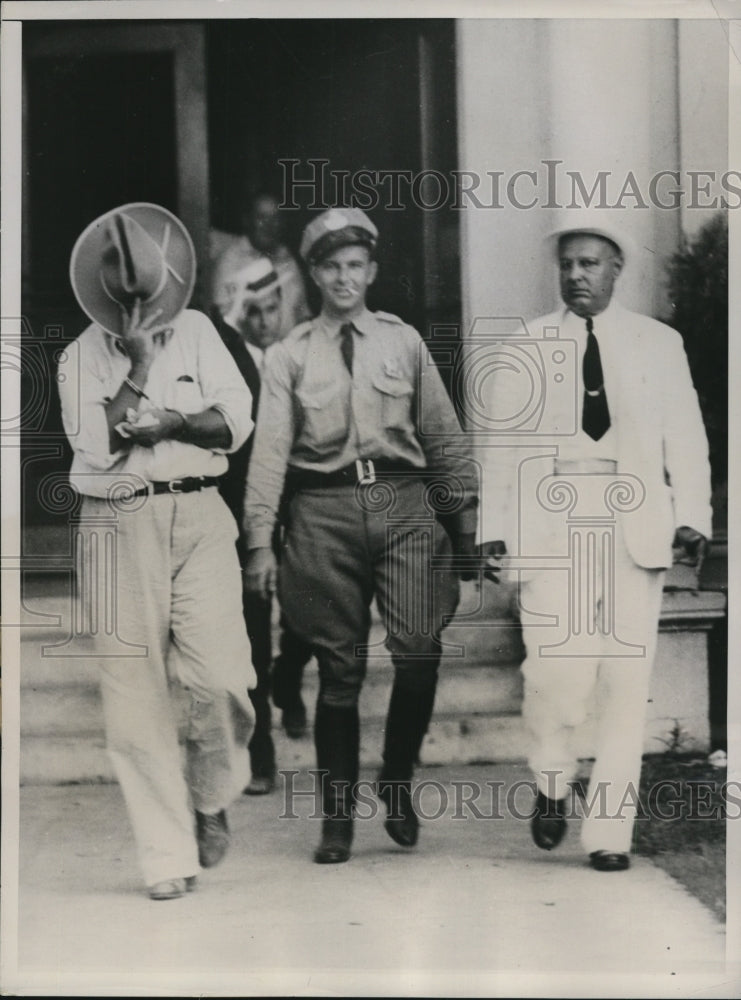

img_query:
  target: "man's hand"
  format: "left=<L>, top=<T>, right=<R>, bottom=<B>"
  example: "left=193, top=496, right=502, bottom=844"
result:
left=117, top=408, right=185, bottom=447
left=478, top=540, right=507, bottom=586
left=119, top=298, right=167, bottom=371
left=672, top=525, right=708, bottom=575
left=243, top=547, right=277, bottom=602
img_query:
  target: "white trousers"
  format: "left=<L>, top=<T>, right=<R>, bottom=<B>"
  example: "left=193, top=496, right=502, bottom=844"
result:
left=517, top=509, right=665, bottom=854
left=78, top=490, right=255, bottom=886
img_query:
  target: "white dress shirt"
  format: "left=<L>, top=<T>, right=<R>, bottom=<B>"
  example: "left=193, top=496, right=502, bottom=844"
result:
left=58, top=309, right=254, bottom=497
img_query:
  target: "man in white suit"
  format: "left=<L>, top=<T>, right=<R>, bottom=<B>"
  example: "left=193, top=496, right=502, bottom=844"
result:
left=478, top=218, right=712, bottom=871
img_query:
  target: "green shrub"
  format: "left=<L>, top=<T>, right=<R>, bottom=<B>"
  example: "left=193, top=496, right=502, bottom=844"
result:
left=666, top=213, right=728, bottom=494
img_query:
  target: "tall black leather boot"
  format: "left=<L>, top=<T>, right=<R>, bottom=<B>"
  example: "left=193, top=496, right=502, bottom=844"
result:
left=377, top=680, right=437, bottom=848
left=313, top=701, right=360, bottom=864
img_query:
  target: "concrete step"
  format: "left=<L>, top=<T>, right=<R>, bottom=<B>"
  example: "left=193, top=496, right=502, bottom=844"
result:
left=20, top=712, right=533, bottom=785
left=16, top=571, right=724, bottom=784
left=20, top=663, right=523, bottom=737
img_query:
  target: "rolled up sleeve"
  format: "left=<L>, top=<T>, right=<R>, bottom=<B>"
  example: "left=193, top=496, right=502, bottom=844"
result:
left=195, top=314, right=254, bottom=453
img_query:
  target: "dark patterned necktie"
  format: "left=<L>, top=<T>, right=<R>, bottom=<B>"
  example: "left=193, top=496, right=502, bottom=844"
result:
left=582, top=317, right=611, bottom=440
left=340, top=322, right=354, bottom=375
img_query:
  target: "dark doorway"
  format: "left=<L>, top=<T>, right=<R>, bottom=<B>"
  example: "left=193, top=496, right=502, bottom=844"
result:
left=26, top=50, right=177, bottom=314
left=20, top=18, right=460, bottom=544
left=206, top=19, right=460, bottom=335
left=21, top=22, right=207, bottom=542
left=23, top=45, right=178, bottom=535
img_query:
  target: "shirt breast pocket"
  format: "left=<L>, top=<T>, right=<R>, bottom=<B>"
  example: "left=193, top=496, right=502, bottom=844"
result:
left=167, top=376, right=204, bottom=414
left=373, top=373, right=414, bottom=431
left=296, top=383, right=348, bottom=449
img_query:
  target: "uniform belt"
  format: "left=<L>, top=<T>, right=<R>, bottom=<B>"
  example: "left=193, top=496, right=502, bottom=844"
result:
left=553, top=459, right=618, bottom=474
left=285, top=459, right=417, bottom=491
left=121, top=476, right=221, bottom=498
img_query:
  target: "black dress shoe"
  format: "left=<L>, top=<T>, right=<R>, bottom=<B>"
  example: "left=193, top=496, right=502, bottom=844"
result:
left=589, top=850, right=630, bottom=872
left=281, top=700, right=307, bottom=740
left=531, top=791, right=567, bottom=851
left=244, top=773, right=275, bottom=796
left=377, top=780, right=419, bottom=848
left=314, top=817, right=353, bottom=864
left=195, top=809, right=230, bottom=868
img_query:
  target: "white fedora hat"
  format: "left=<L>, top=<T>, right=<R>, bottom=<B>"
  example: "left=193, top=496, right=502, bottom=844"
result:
left=70, top=202, right=196, bottom=336
left=546, top=210, right=637, bottom=263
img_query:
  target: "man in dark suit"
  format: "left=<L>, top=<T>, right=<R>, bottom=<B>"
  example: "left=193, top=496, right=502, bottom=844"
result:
left=214, top=256, right=313, bottom=794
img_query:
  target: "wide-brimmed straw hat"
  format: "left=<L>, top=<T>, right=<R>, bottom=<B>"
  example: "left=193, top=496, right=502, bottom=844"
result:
left=70, top=202, right=196, bottom=336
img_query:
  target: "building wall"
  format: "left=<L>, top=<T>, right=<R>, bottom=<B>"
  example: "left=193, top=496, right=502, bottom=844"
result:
left=678, top=18, right=730, bottom=238
left=456, top=18, right=683, bottom=328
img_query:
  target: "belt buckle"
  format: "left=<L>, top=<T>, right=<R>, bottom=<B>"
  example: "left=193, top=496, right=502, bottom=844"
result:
left=355, top=459, right=376, bottom=485
left=168, top=478, right=185, bottom=494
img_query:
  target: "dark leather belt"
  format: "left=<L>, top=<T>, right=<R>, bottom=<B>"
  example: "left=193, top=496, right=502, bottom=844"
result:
left=285, top=459, right=417, bottom=491
left=123, top=476, right=221, bottom=498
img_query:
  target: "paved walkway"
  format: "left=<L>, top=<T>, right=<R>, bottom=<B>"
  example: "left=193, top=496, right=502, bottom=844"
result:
left=4, top=765, right=736, bottom=997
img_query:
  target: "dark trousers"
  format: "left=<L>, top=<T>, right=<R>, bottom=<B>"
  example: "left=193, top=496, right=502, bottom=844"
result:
left=243, top=593, right=313, bottom=776
left=279, top=478, right=460, bottom=708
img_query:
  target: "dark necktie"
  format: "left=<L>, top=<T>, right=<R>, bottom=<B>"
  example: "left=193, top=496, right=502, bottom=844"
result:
left=340, top=322, right=354, bottom=376
left=582, top=317, right=611, bottom=440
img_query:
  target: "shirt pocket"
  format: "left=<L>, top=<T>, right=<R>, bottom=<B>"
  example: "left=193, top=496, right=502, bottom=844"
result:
left=372, top=373, right=414, bottom=431
left=164, top=376, right=205, bottom=414
left=296, top=383, right=348, bottom=450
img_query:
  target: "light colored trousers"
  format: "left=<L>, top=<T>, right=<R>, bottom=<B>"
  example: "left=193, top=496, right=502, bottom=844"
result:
left=79, top=490, right=256, bottom=886
left=517, top=512, right=665, bottom=854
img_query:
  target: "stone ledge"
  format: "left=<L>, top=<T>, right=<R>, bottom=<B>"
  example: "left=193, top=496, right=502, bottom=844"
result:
left=659, top=587, right=726, bottom=631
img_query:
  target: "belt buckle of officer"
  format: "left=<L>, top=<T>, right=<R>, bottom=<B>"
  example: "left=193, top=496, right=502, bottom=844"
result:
left=355, top=459, right=376, bottom=485
left=168, top=478, right=186, bottom=493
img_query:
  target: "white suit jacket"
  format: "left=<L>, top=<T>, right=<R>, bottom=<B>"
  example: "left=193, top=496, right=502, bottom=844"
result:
left=478, top=302, right=712, bottom=569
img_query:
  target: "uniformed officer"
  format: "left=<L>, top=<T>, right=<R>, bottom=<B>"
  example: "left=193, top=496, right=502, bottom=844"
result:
left=243, top=208, right=478, bottom=863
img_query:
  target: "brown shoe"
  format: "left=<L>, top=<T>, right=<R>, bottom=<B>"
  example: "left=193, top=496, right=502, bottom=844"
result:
left=195, top=809, right=230, bottom=868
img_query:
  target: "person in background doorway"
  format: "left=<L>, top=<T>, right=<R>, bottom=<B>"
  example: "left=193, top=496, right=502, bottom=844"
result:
left=213, top=256, right=314, bottom=793
left=210, top=191, right=310, bottom=338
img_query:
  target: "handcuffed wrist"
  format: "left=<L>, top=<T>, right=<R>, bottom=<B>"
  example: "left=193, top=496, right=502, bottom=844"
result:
left=124, top=375, right=149, bottom=399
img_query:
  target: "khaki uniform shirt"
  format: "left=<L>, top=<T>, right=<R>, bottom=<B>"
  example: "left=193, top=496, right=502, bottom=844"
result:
left=244, top=308, right=477, bottom=549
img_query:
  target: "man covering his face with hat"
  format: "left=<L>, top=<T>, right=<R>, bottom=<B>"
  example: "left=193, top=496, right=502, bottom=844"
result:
left=212, top=256, right=314, bottom=793
left=243, top=207, right=478, bottom=864
left=59, top=203, right=258, bottom=900
left=477, top=213, right=712, bottom=872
